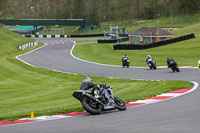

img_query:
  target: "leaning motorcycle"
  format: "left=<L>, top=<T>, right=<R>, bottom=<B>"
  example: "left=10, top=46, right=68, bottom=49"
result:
left=147, top=58, right=156, bottom=70
left=73, top=84, right=127, bottom=115
left=169, top=61, right=180, bottom=72
left=122, top=58, right=130, bottom=68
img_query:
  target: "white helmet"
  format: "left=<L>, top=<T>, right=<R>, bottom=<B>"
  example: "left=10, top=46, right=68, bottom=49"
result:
left=83, top=77, right=92, bottom=82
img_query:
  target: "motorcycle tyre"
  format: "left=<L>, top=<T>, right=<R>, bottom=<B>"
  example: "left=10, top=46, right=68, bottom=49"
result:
left=114, top=96, right=127, bottom=111
left=175, top=66, right=180, bottom=72
left=151, top=63, right=156, bottom=70
left=171, top=67, right=175, bottom=72
left=82, top=96, right=102, bottom=115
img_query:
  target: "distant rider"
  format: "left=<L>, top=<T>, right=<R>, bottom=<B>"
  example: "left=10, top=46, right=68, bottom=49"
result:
left=198, top=60, right=200, bottom=71
left=167, top=56, right=175, bottom=68
left=122, top=54, right=129, bottom=62
left=146, top=55, right=153, bottom=64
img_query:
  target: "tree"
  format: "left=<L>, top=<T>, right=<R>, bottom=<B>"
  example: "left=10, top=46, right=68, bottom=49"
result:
left=0, top=0, right=7, bottom=18
left=72, top=0, right=83, bottom=19
left=178, top=0, right=200, bottom=16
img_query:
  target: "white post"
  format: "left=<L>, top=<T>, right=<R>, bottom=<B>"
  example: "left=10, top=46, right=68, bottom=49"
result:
left=19, top=46, right=22, bottom=50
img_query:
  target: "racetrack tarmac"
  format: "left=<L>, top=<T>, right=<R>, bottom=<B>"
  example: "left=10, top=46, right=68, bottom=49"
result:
left=1, top=38, right=199, bottom=133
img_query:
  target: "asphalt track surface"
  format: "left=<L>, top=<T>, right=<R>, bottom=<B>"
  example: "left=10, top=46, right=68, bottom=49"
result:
left=1, top=38, right=200, bottom=133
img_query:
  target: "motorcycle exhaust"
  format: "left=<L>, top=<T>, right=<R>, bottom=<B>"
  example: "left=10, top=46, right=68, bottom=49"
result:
left=83, top=92, right=105, bottom=106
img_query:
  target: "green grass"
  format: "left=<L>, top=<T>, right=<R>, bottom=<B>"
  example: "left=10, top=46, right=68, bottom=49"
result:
left=0, top=60, right=193, bottom=120
left=73, top=23, right=200, bottom=66
left=0, top=27, right=194, bottom=121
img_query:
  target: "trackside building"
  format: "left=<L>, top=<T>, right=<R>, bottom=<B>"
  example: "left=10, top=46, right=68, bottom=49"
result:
left=129, top=27, right=174, bottom=45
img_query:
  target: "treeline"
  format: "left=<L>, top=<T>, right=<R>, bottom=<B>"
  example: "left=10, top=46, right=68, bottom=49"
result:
left=0, top=0, right=200, bottom=21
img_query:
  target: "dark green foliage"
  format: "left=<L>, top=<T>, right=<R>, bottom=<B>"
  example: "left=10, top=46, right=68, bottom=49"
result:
left=0, top=0, right=199, bottom=21
left=178, top=0, right=200, bottom=15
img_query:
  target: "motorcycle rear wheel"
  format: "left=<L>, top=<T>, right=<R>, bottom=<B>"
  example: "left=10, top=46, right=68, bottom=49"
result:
left=175, top=66, right=180, bottom=72
left=114, top=96, right=127, bottom=111
left=82, top=96, right=102, bottom=115
left=171, top=67, right=176, bottom=72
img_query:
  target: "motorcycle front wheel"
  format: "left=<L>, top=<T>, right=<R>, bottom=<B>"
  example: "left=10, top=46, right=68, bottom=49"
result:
left=114, top=96, right=127, bottom=111
left=82, top=96, right=102, bottom=115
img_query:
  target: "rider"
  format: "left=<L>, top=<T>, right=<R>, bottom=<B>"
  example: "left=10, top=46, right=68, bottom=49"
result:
left=167, top=56, right=175, bottom=68
left=146, top=55, right=153, bottom=63
left=122, top=54, right=129, bottom=62
left=80, top=77, right=114, bottom=104
left=80, top=77, right=96, bottom=90
left=198, top=60, right=200, bottom=71
left=80, top=77, right=101, bottom=98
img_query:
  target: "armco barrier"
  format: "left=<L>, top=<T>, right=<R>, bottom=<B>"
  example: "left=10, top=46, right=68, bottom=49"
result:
left=113, top=33, right=195, bottom=50
left=24, top=34, right=103, bottom=38
left=23, top=33, right=128, bottom=38
left=97, top=37, right=129, bottom=43
left=18, top=42, right=38, bottom=50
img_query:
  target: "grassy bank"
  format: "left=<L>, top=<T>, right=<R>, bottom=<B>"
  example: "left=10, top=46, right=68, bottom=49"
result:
left=0, top=28, right=193, bottom=121
left=73, top=23, right=200, bottom=66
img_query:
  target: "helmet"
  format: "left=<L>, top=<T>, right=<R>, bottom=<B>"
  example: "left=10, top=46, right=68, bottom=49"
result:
left=124, top=54, right=127, bottom=57
left=83, top=77, right=92, bottom=82
left=147, top=55, right=151, bottom=57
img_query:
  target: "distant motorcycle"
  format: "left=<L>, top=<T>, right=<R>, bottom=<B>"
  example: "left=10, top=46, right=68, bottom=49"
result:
left=73, top=84, right=127, bottom=115
left=146, top=58, right=156, bottom=70
left=122, top=57, right=130, bottom=68
left=169, top=61, right=180, bottom=72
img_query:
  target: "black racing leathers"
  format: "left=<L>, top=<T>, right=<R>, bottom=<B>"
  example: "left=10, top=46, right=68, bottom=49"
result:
left=80, top=82, right=96, bottom=90
left=167, top=57, right=175, bottom=67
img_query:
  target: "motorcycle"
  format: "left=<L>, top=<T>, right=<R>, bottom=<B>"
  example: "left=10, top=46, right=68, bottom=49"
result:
left=122, top=57, right=130, bottom=68
left=169, top=61, right=180, bottom=72
left=147, top=58, right=156, bottom=70
left=73, top=84, right=127, bottom=115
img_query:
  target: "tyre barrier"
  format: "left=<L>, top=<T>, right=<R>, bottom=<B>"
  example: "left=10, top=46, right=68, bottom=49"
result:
left=18, top=42, right=38, bottom=50
left=70, top=34, right=104, bottom=37
left=113, top=33, right=195, bottom=50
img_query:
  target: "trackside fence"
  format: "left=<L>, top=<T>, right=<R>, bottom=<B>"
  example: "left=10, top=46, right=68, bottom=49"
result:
left=18, top=42, right=38, bottom=50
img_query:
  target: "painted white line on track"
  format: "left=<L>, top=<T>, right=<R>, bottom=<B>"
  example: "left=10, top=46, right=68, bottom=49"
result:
left=70, top=43, right=121, bottom=68
left=127, top=81, right=199, bottom=108
left=158, top=93, right=182, bottom=97
left=16, top=45, right=46, bottom=67
left=130, top=99, right=162, bottom=104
